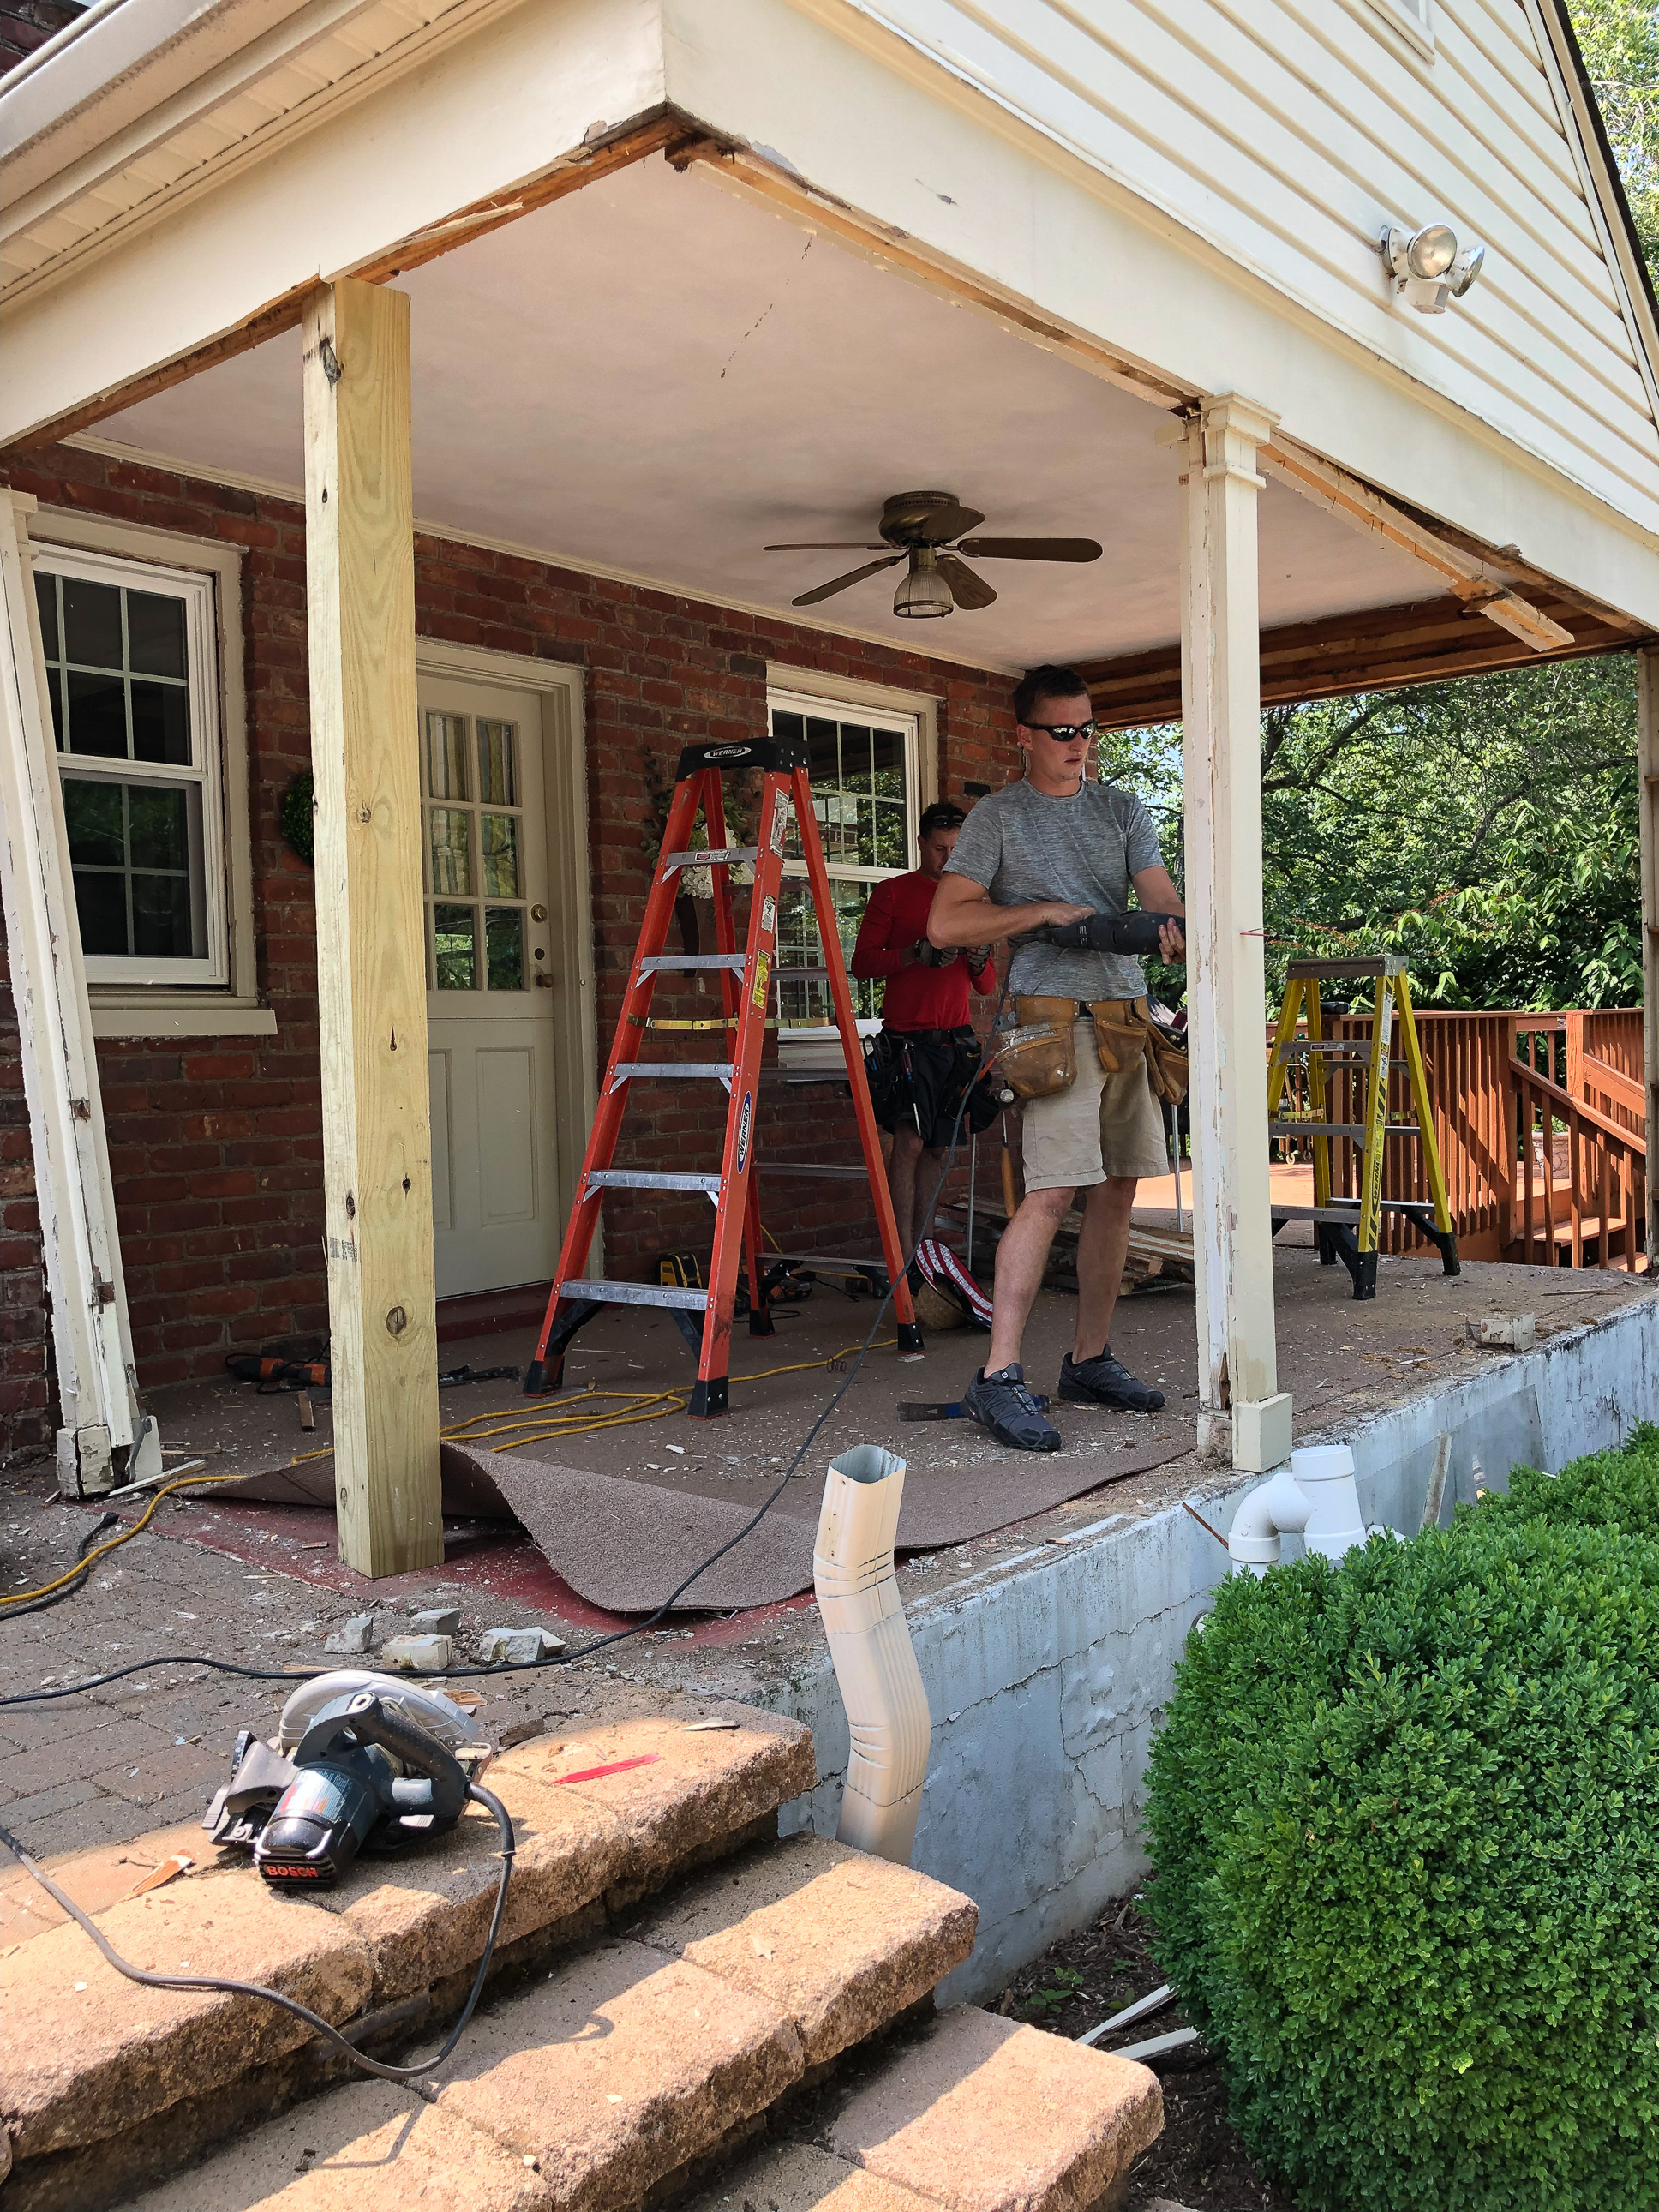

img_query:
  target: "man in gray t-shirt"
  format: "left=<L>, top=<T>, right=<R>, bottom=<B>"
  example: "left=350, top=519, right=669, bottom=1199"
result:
left=928, top=666, right=1186, bottom=1453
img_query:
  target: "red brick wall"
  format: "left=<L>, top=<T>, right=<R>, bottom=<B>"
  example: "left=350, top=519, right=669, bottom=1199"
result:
left=0, top=444, right=1018, bottom=1451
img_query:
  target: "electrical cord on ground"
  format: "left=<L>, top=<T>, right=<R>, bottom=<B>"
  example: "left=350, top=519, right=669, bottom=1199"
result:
left=0, top=1510, right=118, bottom=1618
left=0, top=1783, right=514, bottom=2083
left=1, top=988, right=1006, bottom=1705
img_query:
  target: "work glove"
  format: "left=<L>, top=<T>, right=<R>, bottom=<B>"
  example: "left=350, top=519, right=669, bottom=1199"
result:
left=966, top=945, right=994, bottom=974
left=914, top=939, right=959, bottom=968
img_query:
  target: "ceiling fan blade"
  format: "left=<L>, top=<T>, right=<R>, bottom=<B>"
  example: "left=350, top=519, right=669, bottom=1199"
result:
left=792, top=556, right=902, bottom=607
left=955, top=537, right=1103, bottom=562
left=936, top=554, right=997, bottom=612
left=764, top=542, right=888, bottom=551
left=913, top=503, right=987, bottom=544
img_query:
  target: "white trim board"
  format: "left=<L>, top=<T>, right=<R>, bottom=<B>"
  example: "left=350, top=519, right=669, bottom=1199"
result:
left=27, top=500, right=266, bottom=1027
left=65, top=435, right=1023, bottom=680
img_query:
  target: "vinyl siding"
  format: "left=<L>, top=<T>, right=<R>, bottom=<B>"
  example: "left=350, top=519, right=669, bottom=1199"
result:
left=841, top=0, right=1659, bottom=531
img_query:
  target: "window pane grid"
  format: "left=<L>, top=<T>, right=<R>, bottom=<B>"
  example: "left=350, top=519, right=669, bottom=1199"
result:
left=38, top=550, right=217, bottom=980
left=770, top=697, right=916, bottom=1026
left=421, top=710, right=527, bottom=992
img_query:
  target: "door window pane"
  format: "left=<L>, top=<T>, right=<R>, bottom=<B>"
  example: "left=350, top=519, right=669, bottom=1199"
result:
left=433, top=904, right=476, bottom=989
left=477, top=720, right=517, bottom=806
left=485, top=906, right=524, bottom=991
left=428, top=810, right=472, bottom=895
left=426, top=712, right=469, bottom=800
left=480, top=814, right=518, bottom=897
left=424, top=708, right=528, bottom=996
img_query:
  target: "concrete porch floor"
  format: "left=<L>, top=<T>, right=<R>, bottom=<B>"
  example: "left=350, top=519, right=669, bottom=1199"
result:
left=2, top=1244, right=1650, bottom=1885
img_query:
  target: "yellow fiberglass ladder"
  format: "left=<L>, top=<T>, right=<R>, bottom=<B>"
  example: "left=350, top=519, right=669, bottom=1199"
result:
left=1266, top=954, right=1459, bottom=1302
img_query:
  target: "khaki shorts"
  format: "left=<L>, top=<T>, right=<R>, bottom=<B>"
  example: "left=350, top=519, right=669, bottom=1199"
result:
left=1021, top=1019, right=1172, bottom=1191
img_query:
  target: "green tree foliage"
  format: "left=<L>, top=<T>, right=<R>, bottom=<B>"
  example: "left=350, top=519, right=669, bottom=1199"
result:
left=1144, top=1443, right=1659, bottom=2209
left=1102, top=659, right=1642, bottom=1011
left=1572, top=0, right=1659, bottom=269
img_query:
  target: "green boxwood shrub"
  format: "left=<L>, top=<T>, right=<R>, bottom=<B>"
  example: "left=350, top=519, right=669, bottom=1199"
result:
left=1145, top=1472, right=1659, bottom=2210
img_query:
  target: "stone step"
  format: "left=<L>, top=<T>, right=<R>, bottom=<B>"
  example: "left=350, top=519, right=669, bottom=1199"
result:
left=104, top=1831, right=979, bottom=2212
left=1, top=1705, right=817, bottom=2208
left=103, top=1999, right=1160, bottom=2212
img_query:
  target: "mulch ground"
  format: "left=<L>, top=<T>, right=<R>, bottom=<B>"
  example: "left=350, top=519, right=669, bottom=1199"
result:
left=996, top=1890, right=1294, bottom=2212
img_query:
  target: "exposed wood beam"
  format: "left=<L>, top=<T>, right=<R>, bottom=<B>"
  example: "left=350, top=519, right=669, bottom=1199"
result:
left=1261, top=436, right=1574, bottom=652
left=304, top=276, right=441, bottom=1579
left=3, top=111, right=698, bottom=459
left=1081, top=590, right=1648, bottom=731
left=684, top=141, right=1191, bottom=413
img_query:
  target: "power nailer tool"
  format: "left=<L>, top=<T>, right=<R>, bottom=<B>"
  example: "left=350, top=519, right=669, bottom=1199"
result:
left=204, top=1671, right=488, bottom=1890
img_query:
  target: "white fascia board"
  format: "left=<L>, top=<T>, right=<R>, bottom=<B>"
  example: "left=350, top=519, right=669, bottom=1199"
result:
left=0, top=0, right=666, bottom=447
left=658, top=0, right=1659, bottom=627
left=0, top=0, right=317, bottom=201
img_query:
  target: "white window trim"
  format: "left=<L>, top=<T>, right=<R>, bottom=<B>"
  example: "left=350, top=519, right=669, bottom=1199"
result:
left=765, top=667, right=942, bottom=1069
left=26, top=507, right=272, bottom=1038
left=1363, top=0, right=1435, bottom=61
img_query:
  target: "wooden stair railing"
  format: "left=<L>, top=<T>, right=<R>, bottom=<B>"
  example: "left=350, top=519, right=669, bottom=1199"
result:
left=1510, top=1054, right=1648, bottom=1271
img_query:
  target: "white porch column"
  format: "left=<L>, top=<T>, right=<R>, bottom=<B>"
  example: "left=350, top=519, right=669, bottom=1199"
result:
left=1640, top=648, right=1659, bottom=1256
left=1178, top=396, right=1291, bottom=1472
left=303, top=278, right=442, bottom=1577
left=0, top=490, right=160, bottom=1495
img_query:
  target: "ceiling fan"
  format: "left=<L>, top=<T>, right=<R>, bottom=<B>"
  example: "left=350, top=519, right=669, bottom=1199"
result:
left=764, top=489, right=1102, bottom=620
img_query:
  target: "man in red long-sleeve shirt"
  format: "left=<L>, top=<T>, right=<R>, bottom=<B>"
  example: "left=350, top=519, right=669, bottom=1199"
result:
left=852, top=800, right=997, bottom=1250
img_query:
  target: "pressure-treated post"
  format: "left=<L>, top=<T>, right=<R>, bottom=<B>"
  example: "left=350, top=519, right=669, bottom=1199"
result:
left=1178, top=396, right=1291, bottom=1471
left=303, top=279, right=442, bottom=1575
left=1640, top=648, right=1659, bottom=1256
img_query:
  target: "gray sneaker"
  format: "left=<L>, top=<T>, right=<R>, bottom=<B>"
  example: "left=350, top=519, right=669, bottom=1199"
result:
left=964, top=1364, right=1062, bottom=1453
left=1058, top=1347, right=1165, bottom=1412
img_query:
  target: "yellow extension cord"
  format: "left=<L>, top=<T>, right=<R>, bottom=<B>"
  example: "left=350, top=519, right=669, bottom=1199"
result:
left=0, top=1337, right=895, bottom=1610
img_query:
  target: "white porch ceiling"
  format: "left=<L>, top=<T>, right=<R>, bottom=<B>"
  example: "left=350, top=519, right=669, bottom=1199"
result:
left=95, top=154, right=1435, bottom=671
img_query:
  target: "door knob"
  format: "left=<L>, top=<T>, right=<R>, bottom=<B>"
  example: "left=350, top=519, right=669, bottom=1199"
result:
left=535, top=972, right=555, bottom=988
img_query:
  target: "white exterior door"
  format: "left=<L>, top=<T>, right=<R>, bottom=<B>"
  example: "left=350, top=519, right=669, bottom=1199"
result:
left=419, top=669, right=563, bottom=1298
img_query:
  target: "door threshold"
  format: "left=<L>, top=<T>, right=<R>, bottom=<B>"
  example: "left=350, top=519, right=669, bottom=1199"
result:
left=435, top=1281, right=554, bottom=1343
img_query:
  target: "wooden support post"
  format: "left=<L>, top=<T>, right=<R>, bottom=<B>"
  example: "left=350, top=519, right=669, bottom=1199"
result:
left=1640, top=647, right=1659, bottom=1258
left=303, top=279, right=441, bottom=1576
left=0, top=490, right=159, bottom=1496
left=1178, top=396, right=1291, bottom=1472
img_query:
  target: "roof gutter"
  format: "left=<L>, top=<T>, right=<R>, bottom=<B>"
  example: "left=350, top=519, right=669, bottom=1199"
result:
left=0, top=0, right=318, bottom=203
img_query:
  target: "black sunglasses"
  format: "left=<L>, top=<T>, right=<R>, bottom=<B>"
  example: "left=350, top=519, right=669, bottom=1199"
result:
left=1024, top=720, right=1098, bottom=741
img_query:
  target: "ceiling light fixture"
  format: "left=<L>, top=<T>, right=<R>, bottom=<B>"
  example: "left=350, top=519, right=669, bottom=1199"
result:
left=894, top=547, right=954, bottom=620
left=1380, top=221, right=1486, bottom=315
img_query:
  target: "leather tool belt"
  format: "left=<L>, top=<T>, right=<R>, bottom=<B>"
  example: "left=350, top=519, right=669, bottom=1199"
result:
left=995, top=995, right=1189, bottom=1105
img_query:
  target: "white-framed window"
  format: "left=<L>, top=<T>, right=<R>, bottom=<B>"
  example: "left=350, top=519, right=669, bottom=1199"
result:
left=1365, top=0, right=1434, bottom=58
left=33, top=544, right=229, bottom=986
left=767, top=684, right=921, bottom=1024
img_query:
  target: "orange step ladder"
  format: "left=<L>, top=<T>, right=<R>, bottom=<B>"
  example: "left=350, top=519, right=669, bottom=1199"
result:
left=524, top=733, right=923, bottom=1417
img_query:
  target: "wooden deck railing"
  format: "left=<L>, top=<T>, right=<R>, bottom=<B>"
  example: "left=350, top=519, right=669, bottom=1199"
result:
left=1266, top=1004, right=1648, bottom=1269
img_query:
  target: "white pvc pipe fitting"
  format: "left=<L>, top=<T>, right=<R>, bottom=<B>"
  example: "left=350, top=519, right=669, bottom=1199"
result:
left=1227, top=1443, right=1370, bottom=1577
left=813, top=1443, right=931, bottom=1865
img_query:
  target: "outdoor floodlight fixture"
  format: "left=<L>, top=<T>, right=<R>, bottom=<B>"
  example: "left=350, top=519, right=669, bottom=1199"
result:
left=1380, top=221, right=1486, bottom=314
left=894, top=546, right=954, bottom=620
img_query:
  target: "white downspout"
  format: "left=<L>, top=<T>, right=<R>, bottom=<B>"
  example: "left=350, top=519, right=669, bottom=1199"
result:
left=813, top=1443, right=931, bottom=1865
left=1227, top=1444, right=1374, bottom=1576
